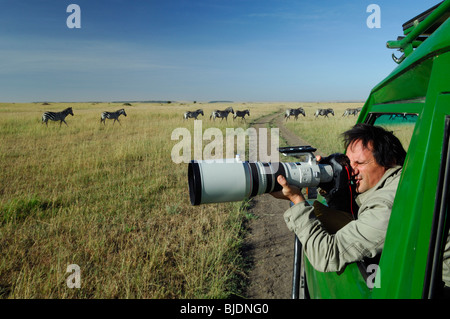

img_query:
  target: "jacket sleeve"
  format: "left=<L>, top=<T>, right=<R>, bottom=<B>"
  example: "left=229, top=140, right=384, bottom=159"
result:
left=284, top=198, right=391, bottom=272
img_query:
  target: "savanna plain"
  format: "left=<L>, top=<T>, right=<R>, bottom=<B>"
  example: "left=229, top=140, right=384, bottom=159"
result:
left=0, top=101, right=362, bottom=298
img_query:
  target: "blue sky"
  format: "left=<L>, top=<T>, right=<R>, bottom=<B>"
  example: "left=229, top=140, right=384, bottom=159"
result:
left=0, top=0, right=441, bottom=102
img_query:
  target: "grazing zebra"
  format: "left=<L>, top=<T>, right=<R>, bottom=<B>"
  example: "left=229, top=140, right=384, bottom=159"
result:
left=41, top=107, right=74, bottom=126
left=210, top=107, right=234, bottom=121
left=233, top=109, right=250, bottom=122
left=285, top=107, right=306, bottom=121
left=314, top=108, right=334, bottom=118
left=389, top=113, right=410, bottom=121
left=184, top=109, right=204, bottom=120
left=342, top=107, right=361, bottom=117
left=100, top=109, right=127, bottom=125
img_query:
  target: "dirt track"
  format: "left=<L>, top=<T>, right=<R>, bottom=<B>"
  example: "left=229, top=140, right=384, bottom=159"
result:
left=243, top=111, right=321, bottom=299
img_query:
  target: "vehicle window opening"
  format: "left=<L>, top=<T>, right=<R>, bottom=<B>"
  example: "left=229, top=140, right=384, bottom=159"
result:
left=366, top=113, right=418, bottom=152
left=424, top=117, right=450, bottom=299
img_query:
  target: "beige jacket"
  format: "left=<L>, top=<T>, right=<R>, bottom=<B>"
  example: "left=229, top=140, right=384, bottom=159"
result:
left=283, top=166, right=402, bottom=272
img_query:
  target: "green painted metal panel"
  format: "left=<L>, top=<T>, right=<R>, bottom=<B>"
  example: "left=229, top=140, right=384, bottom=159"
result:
left=304, top=257, right=372, bottom=299
left=304, top=1, right=450, bottom=299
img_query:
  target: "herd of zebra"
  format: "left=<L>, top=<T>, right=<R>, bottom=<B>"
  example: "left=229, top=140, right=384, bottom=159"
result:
left=183, top=106, right=362, bottom=123
left=284, top=107, right=362, bottom=121
left=41, top=107, right=127, bottom=126
left=40, top=105, right=362, bottom=127
left=183, top=107, right=250, bottom=122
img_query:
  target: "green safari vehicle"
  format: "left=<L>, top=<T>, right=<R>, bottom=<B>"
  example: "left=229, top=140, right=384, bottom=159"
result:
left=299, top=0, right=450, bottom=299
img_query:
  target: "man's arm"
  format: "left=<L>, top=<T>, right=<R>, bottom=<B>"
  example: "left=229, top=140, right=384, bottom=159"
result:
left=283, top=197, right=390, bottom=272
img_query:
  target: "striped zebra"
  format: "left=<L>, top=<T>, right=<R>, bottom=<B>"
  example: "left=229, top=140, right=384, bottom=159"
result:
left=285, top=107, right=305, bottom=121
left=314, top=108, right=334, bottom=118
left=100, top=109, right=127, bottom=125
left=233, top=109, right=250, bottom=122
left=184, top=109, right=204, bottom=120
left=41, top=107, right=74, bottom=126
left=342, top=108, right=361, bottom=117
left=210, top=107, right=234, bottom=121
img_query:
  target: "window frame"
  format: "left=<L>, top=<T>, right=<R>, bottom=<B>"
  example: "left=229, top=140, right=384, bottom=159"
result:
left=423, top=116, right=450, bottom=298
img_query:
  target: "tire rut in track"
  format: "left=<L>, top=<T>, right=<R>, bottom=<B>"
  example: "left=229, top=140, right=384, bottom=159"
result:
left=243, top=111, right=320, bottom=299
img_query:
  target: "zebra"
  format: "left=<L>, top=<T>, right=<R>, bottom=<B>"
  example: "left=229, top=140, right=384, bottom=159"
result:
left=41, top=107, right=74, bottom=126
left=285, top=107, right=305, bottom=121
left=342, top=108, right=361, bottom=117
left=210, top=107, right=234, bottom=121
left=314, top=108, right=334, bottom=118
left=100, top=109, right=127, bottom=125
left=184, top=109, right=204, bottom=120
left=389, top=113, right=409, bottom=121
left=233, top=109, right=250, bottom=122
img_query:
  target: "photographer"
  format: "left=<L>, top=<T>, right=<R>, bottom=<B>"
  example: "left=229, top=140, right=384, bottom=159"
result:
left=272, top=124, right=406, bottom=272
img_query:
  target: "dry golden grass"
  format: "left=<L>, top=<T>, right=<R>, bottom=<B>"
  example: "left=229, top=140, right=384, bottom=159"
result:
left=0, top=101, right=360, bottom=298
left=283, top=103, right=364, bottom=154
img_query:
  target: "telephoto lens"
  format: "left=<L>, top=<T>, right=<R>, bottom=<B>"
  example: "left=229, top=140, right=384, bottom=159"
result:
left=188, top=158, right=333, bottom=205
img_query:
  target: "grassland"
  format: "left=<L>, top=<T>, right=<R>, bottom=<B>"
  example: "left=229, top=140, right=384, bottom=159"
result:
left=0, top=101, right=362, bottom=298
left=283, top=103, right=364, bottom=155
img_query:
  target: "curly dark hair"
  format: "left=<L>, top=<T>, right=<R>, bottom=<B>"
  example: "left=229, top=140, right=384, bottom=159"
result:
left=342, top=123, right=406, bottom=168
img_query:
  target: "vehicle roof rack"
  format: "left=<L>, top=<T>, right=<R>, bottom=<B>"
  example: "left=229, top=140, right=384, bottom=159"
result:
left=402, top=1, right=444, bottom=35
left=387, top=0, right=450, bottom=64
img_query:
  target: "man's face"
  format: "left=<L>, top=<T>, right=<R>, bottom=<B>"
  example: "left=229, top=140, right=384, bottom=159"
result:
left=346, top=139, right=387, bottom=193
